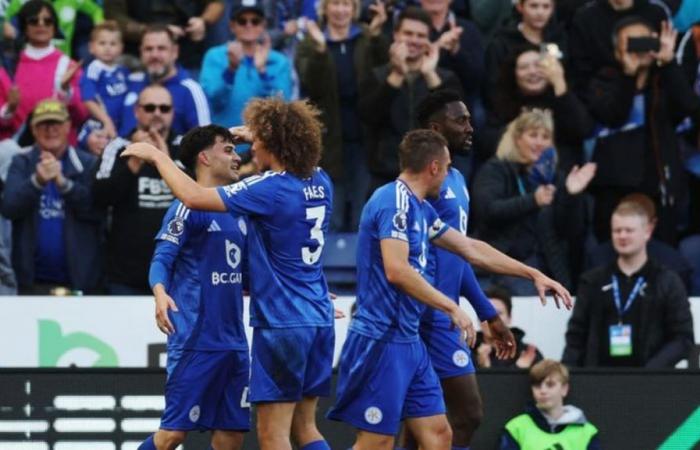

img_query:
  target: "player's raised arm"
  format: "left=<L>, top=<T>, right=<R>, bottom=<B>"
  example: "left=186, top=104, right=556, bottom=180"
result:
left=381, top=238, right=476, bottom=347
left=121, top=142, right=226, bottom=211
left=433, top=228, right=573, bottom=309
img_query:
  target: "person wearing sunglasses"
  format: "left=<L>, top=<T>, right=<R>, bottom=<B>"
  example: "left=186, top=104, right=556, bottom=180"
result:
left=11, top=0, right=89, bottom=144
left=118, top=24, right=211, bottom=138
left=93, top=84, right=183, bottom=296
left=199, top=0, right=293, bottom=130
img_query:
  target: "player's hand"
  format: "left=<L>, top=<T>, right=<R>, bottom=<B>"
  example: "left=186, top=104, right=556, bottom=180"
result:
left=229, top=125, right=253, bottom=143
left=449, top=306, right=476, bottom=348
left=565, top=163, right=596, bottom=195
left=121, top=142, right=161, bottom=163
left=531, top=270, right=573, bottom=309
left=186, top=16, right=206, bottom=42
left=367, top=0, right=388, bottom=37
left=486, top=316, right=516, bottom=359
left=155, top=290, right=179, bottom=335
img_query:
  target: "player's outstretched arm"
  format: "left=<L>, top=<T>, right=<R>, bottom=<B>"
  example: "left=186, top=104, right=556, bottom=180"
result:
left=381, top=238, right=476, bottom=346
left=121, top=142, right=226, bottom=212
left=433, top=228, right=573, bottom=309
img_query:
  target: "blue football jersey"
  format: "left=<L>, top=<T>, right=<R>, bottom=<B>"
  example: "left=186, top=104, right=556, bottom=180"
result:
left=152, top=200, right=249, bottom=352
left=351, top=180, right=448, bottom=343
left=216, top=169, right=334, bottom=328
left=79, top=60, right=129, bottom=129
left=422, top=168, right=471, bottom=328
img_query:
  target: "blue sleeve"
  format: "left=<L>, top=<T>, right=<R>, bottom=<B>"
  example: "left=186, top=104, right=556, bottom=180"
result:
left=181, top=79, right=211, bottom=127
left=216, top=174, right=279, bottom=217
left=79, top=69, right=99, bottom=102
left=260, top=54, right=293, bottom=100
left=424, top=202, right=448, bottom=241
left=148, top=201, right=200, bottom=289
left=119, top=91, right=138, bottom=137
left=377, top=206, right=409, bottom=242
left=199, top=48, right=233, bottom=112
left=461, top=262, right=498, bottom=321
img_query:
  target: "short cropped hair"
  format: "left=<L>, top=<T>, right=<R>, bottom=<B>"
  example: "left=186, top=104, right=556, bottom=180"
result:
left=484, top=284, right=513, bottom=316
left=613, top=193, right=656, bottom=222
left=530, top=359, right=570, bottom=385
left=395, top=6, right=432, bottom=32
left=415, top=90, right=463, bottom=128
left=179, top=125, right=234, bottom=173
left=141, top=23, right=177, bottom=45
left=398, top=129, right=448, bottom=173
left=243, top=98, right=323, bottom=178
left=91, top=20, right=122, bottom=41
left=18, top=0, right=58, bottom=37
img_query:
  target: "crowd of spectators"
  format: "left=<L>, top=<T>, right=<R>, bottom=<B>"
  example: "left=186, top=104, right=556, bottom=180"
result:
left=0, top=0, right=697, bottom=364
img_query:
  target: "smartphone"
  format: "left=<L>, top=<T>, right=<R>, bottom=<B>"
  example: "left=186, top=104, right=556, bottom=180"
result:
left=539, top=43, right=563, bottom=60
left=627, top=36, right=660, bottom=53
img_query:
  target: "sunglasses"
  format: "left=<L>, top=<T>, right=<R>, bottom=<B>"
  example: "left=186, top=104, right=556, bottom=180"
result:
left=236, top=16, right=263, bottom=26
left=27, top=16, right=55, bottom=26
left=139, top=103, right=173, bottom=113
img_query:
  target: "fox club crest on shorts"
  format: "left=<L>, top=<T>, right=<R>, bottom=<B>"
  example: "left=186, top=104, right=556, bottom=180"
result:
left=364, top=406, right=383, bottom=425
left=189, top=405, right=200, bottom=422
left=453, top=350, right=470, bottom=368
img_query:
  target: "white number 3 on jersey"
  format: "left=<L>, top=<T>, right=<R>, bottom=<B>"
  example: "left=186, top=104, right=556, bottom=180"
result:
left=302, top=206, right=326, bottom=265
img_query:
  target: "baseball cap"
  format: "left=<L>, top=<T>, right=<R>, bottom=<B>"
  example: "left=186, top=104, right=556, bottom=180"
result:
left=230, top=0, right=265, bottom=20
left=31, top=99, right=69, bottom=126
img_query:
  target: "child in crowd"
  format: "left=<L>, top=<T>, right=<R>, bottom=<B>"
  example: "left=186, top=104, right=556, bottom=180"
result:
left=79, top=20, right=128, bottom=139
left=499, top=359, right=601, bottom=450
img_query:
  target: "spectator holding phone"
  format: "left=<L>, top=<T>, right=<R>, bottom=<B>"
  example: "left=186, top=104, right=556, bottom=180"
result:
left=472, top=109, right=596, bottom=294
left=584, top=17, right=700, bottom=243
left=485, top=0, right=566, bottom=108
left=200, top=0, right=293, bottom=129
left=481, top=44, right=594, bottom=169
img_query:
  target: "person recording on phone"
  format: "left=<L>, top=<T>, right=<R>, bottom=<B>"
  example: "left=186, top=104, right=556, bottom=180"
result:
left=481, top=44, right=594, bottom=170
left=472, top=109, right=596, bottom=294
left=584, top=17, right=700, bottom=244
left=359, top=6, right=462, bottom=192
left=199, top=0, right=294, bottom=128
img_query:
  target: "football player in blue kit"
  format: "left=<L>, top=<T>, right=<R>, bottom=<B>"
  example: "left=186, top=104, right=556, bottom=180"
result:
left=124, top=98, right=334, bottom=450
left=327, top=130, right=572, bottom=450
left=138, top=125, right=249, bottom=450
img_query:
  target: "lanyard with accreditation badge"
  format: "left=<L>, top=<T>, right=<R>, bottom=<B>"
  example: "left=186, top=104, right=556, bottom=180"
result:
left=609, top=275, right=645, bottom=357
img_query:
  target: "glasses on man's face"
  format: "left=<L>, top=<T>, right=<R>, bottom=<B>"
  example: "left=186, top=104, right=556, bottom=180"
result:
left=139, top=103, right=173, bottom=114
left=236, top=16, right=262, bottom=26
left=27, top=16, right=55, bottom=27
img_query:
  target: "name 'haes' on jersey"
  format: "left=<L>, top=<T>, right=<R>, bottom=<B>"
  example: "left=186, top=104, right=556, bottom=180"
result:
left=155, top=201, right=249, bottom=352
left=216, top=169, right=334, bottom=328
left=422, top=168, right=471, bottom=328
left=351, top=180, right=448, bottom=343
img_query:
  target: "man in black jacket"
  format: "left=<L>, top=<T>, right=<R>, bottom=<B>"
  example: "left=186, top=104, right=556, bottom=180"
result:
left=562, top=196, right=694, bottom=368
left=358, top=6, right=462, bottom=193
left=93, top=84, right=181, bottom=295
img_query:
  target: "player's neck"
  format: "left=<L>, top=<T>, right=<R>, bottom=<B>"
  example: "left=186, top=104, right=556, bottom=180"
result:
left=617, top=250, right=647, bottom=276
left=398, top=173, right=428, bottom=201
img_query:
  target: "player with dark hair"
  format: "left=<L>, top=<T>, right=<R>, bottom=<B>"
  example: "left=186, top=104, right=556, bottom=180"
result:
left=123, top=98, right=334, bottom=450
left=328, top=129, right=571, bottom=450
left=138, top=125, right=249, bottom=450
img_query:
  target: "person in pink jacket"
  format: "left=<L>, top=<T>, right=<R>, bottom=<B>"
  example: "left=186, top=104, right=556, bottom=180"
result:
left=12, top=0, right=88, bottom=142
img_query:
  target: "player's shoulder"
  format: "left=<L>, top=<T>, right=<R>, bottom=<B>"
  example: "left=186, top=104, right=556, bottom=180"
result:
left=367, top=180, right=413, bottom=215
left=311, top=166, right=333, bottom=186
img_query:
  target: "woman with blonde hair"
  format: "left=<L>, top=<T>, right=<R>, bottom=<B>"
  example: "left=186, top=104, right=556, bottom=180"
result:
left=295, top=0, right=388, bottom=230
left=472, top=108, right=596, bottom=293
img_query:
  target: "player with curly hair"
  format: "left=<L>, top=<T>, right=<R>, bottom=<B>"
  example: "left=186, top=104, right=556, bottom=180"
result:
left=123, top=98, right=334, bottom=450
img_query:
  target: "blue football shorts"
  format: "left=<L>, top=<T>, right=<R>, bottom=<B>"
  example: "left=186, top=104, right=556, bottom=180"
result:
left=161, top=349, right=250, bottom=431
left=420, top=324, right=476, bottom=379
left=327, top=331, right=446, bottom=435
left=249, top=326, right=334, bottom=403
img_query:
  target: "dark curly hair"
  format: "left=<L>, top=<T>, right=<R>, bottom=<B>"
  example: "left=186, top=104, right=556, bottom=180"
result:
left=18, top=0, right=58, bottom=38
left=179, top=124, right=234, bottom=174
left=243, top=98, right=323, bottom=178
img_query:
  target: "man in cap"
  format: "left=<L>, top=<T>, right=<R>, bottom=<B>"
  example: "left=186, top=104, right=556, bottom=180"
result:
left=199, top=0, right=293, bottom=128
left=1, top=99, right=101, bottom=294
